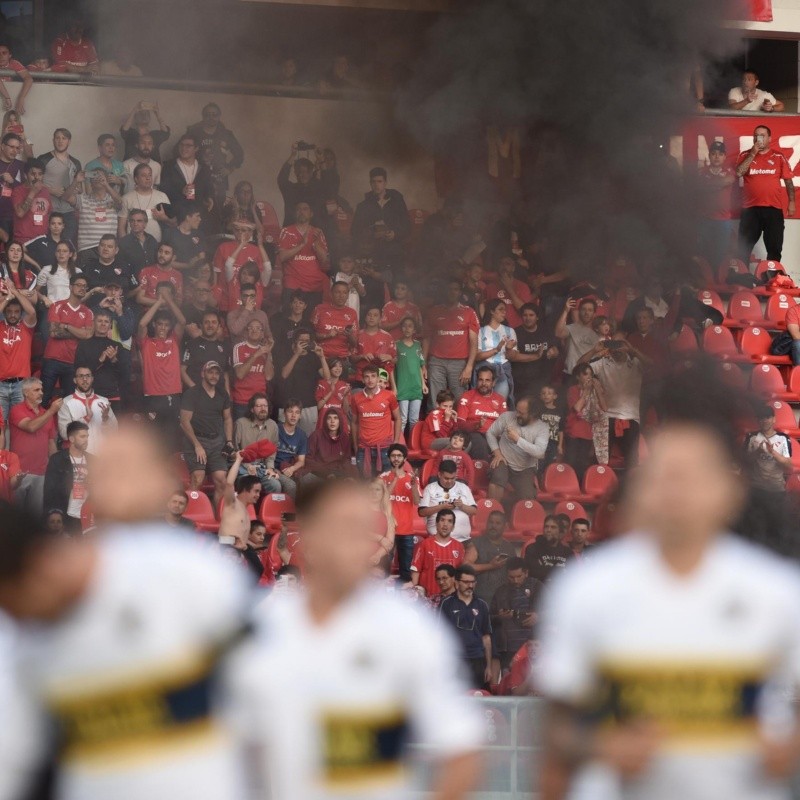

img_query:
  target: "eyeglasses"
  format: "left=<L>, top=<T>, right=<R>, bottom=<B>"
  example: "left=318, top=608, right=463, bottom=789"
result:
left=458, top=579, right=476, bottom=587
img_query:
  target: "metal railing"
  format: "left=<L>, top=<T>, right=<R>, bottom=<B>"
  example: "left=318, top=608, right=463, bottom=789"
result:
left=410, top=697, right=540, bottom=799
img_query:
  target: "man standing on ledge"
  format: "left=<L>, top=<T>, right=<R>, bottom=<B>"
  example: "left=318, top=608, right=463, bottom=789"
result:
left=736, top=125, right=795, bottom=263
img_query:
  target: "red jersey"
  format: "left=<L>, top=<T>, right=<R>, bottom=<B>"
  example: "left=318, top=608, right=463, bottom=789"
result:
left=430, top=448, right=475, bottom=487
left=0, top=59, right=26, bottom=82
left=381, top=300, right=422, bottom=340
left=350, top=387, right=398, bottom=447
left=9, top=401, right=56, bottom=475
left=420, top=408, right=457, bottom=450
left=11, top=185, right=51, bottom=244
left=139, top=334, right=182, bottom=396
left=315, top=379, right=351, bottom=431
left=278, top=224, right=329, bottom=292
left=0, top=449, right=20, bottom=502
left=232, top=340, right=268, bottom=404
left=0, top=319, right=34, bottom=379
left=699, top=165, right=735, bottom=220
left=353, top=328, right=396, bottom=381
left=311, top=303, right=358, bottom=358
left=457, top=389, right=507, bottom=433
left=737, top=149, right=792, bottom=210
left=44, top=301, right=93, bottom=363
left=213, top=241, right=266, bottom=311
left=138, top=265, right=183, bottom=302
left=51, top=35, right=99, bottom=70
left=380, top=469, right=420, bottom=535
left=411, top=537, right=465, bottom=598
left=424, top=304, right=479, bottom=360
left=483, top=277, right=532, bottom=328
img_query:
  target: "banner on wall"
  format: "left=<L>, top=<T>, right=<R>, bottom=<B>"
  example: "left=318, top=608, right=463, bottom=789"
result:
left=681, top=115, right=800, bottom=216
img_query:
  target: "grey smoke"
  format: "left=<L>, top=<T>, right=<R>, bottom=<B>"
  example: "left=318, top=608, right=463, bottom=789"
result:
left=397, top=0, right=743, bottom=280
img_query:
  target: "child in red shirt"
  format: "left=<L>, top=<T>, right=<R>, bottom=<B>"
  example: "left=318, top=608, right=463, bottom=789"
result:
left=430, top=430, right=475, bottom=487
left=420, top=389, right=458, bottom=450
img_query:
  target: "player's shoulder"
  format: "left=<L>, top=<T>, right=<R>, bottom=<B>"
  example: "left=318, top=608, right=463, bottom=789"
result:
left=716, top=534, right=800, bottom=592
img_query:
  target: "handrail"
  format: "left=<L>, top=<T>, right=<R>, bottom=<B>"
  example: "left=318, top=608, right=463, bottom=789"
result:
left=0, top=68, right=389, bottom=101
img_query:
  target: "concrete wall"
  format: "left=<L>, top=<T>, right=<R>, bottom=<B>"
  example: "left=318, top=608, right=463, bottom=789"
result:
left=12, top=82, right=439, bottom=220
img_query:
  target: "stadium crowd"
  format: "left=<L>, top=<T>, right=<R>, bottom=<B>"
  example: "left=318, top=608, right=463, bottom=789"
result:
left=0, top=49, right=796, bottom=694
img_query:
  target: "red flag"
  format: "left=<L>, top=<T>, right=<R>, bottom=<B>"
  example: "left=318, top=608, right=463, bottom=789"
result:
left=749, top=0, right=773, bottom=21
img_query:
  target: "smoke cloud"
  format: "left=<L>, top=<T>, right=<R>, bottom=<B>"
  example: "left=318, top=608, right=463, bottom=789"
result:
left=397, top=0, right=743, bottom=281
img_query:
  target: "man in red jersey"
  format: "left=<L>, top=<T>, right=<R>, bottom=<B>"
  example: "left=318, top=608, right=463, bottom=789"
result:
left=136, top=242, right=183, bottom=306
left=483, top=256, right=533, bottom=329
left=231, top=319, right=274, bottom=420
left=381, top=443, right=421, bottom=583
left=0, top=440, right=21, bottom=501
left=0, top=282, right=36, bottom=439
left=9, top=377, right=59, bottom=513
left=353, top=306, right=396, bottom=383
left=311, top=280, right=358, bottom=360
left=381, top=278, right=422, bottom=340
left=50, top=19, right=99, bottom=73
left=137, top=293, right=186, bottom=444
left=41, top=274, right=93, bottom=405
left=11, top=159, right=51, bottom=245
left=736, top=124, right=795, bottom=263
left=411, top=508, right=465, bottom=598
left=423, top=278, right=479, bottom=401
left=457, top=364, right=508, bottom=460
left=350, top=364, right=401, bottom=476
left=277, top=201, right=329, bottom=309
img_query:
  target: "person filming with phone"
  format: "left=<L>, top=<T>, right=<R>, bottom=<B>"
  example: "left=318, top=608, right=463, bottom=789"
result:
left=463, top=510, right=517, bottom=604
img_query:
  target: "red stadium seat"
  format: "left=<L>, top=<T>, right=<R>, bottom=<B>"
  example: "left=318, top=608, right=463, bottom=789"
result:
left=786, top=473, right=800, bottom=494
left=669, top=324, right=698, bottom=356
left=510, top=499, right=545, bottom=540
left=724, top=291, right=764, bottom=327
left=474, top=497, right=504, bottom=533
left=259, top=493, right=296, bottom=533
left=702, top=325, right=742, bottom=361
left=754, top=259, right=785, bottom=284
left=407, top=420, right=430, bottom=461
left=183, top=490, right=218, bottom=532
left=582, top=465, right=619, bottom=501
left=770, top=400, right=800, bottom=437
left=788, top=367, right=800, bottom=398
left=789, top=440, right=800, bottom=473
left=739, top=325, right=791, bottom=365
left=538, top=463, right=590, bottom=503
left=420, top=458, right=437, bottom=486
left=765, top=294, right=797, bottom=329
left=715, top=258, right=750, bottom=288
left=554, top=500, right=588, bottom=526
left=697, top=289, right=724, bottom=319
left=718, top=361, right=747, bottom=390
left=749, top=364, right=795, bottom=401
left=472, top=459, right=490, bottom=494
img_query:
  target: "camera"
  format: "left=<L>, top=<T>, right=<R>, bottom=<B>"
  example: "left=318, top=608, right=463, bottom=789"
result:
left=606, top=340, right=624, bottom=350
left=297, top=140, right=316, bottom=151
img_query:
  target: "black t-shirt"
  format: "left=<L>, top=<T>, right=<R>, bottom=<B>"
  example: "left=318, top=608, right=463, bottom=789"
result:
left=163, top=227, right=205, bottom=264
left=74, top=335, right=123, bottom=399
left=523, top=536, right=572, bottom=583
left=25, top=235, right=74, bottom=271
left=280, top=351, right=321, bottom=408
left=512, top=324, right=556, bottom=396
left=118, top=232, right=158, bottom=274
left=270, top=312, right=306, bottom=365
left=120, top=127, right=171, bottom=163
left=81, top=258, right=139, bottom=299
left=182, top=337, right=231, bottom=386
left=181, top=384, right=230, bottom=439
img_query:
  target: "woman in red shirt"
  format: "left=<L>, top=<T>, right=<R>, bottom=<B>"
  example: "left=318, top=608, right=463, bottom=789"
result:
left=315, top=357, right=350, bottom=433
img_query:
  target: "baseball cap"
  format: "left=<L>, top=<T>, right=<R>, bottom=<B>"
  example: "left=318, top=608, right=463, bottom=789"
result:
left=202, top=360, right=222, bottom=372
left=709, top=141, right=726, bottom=154
left=378, top=368, right=390, bottom=382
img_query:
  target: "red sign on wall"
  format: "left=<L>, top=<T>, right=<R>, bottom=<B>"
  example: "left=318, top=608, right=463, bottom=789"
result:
left=749, top=0, right=773, bottom=21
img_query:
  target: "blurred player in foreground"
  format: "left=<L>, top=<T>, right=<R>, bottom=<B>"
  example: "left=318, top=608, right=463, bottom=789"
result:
left=0, top=424, right=254, bottom=800
left=232, top=478, right=484, bottom=800
left=535, top=364, right=800, bottom=800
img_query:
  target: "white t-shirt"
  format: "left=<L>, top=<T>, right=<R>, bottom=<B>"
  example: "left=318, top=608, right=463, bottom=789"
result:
left=123, top=158, right=162, bottom=190
left=728, top=86, right=778, bottom=112
left=120, top=188, right=170, bottom=242
left=419, top=479, right=477, bottom=541
left=563, top=322, right=599, bottom=373
left=231, top=584, right=482, bottom=800
left=4, top=528, right=252, bottom=800
left=535, top=533, right=800, bottom=800
left=591, top=356, right=642, bottom=421
left=37, top=264, right=82, bottom=303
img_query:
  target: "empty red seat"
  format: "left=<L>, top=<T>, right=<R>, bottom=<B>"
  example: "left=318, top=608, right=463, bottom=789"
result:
left=770, top=400, right=800, bottom=437
left=420, top=458, right=437, bottom=485
left=510, top=499, right=545, bottom=540
left=739, top=326, right=791, bottom=365
left=183, top=490, right=218, bottom=532
left=787, top=367, right=800, bottom=397
left=554, top=500, right=589, bottom=526
left=259, top=493, right=296, bottom=533
left=786, top=473, right=800, bottom=494
left=697, top=289, right=724, bottom=318
left=474, top=497, right=504, bottom=533
left=472, top=459, right=490, bottom=494
left=669, top=324, right=698, bottom=355
left=407, top=420, right=431, bottom=461
left=582, top=465, right=619, bottom=501
left=702, top=325, right=741, bottom=360
left=765, top=294, right=796, bottom=329
left=749, top=364, right=795, bottom=401
left=724, top=291, right=764, bottom=327
left=718, top=361, right=747, bottom=389
left=538, top=463, right=590, bottom=503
